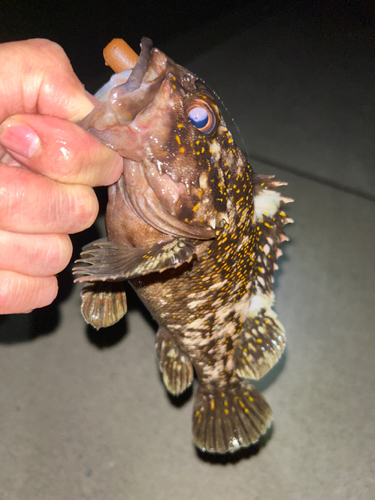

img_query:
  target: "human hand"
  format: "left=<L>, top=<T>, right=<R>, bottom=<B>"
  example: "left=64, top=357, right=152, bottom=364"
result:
left=0, top=39, right=123, bottom=314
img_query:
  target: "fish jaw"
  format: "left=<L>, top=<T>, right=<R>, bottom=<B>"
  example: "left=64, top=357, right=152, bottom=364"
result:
left=79, top=43, right=229, bottom=239
left=80, top=66, right=174, bottom=163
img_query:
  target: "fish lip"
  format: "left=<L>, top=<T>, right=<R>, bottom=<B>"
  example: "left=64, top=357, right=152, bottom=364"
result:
left=78, top=38, right=154, bottom=132
left=111, top=37, right=153, bottom=97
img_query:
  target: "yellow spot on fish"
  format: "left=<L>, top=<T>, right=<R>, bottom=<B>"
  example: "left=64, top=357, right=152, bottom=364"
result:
left=257, top=338, right=262, bottom=343
left=180, top=147, right=185, bottom=153
left=248, top=396, right=254, bottom=403
left=175, top=135, right=181, bottom=145
left=192, top=203, right=200, bottom=212
left=177, top=123, right=184, bottom=128
left=224, top=409, right=229, bottom=415
left=210, top=400, right=215, bottom=410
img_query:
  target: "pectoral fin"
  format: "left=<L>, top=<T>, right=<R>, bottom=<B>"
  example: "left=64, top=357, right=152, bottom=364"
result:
left=74, top=237, right=197, bottom=282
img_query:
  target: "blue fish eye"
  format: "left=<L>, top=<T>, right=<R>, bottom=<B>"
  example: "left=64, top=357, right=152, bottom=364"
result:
left=185, top=97, right=218, bottom=134
left=188, top=107, right=209, bottom=128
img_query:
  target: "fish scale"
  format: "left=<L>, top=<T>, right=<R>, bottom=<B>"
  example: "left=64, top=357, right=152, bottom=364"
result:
left=74, top=37, right=292, bottom=454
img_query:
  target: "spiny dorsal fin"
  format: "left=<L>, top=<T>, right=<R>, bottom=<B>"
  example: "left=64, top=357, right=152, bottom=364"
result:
left=252, top=172, right=292, bottom=293
left=231, top=172, right=291, bottom=379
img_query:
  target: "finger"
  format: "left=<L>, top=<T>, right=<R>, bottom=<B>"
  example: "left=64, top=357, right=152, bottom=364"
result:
left=0, top=230, right=72, bottom=277
left=0, top=39, right=94, bottom=122
left=0, top=271, right=58, bottom=314
left=0, top=115, right=123, bottom=187
left=0, top=164, right=98, bottom=234
left=0, top=151, right=22, bottom=167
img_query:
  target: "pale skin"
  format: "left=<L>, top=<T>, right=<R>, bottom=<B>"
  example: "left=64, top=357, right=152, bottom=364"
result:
left=0, top=39, right=123, bottom=314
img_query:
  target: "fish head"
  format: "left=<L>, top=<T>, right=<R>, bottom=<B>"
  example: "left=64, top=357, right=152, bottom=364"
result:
left=80, top=38, right=235, bottom=240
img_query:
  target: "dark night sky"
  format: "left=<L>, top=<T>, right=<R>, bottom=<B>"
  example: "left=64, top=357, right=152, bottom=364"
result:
left=1, top=0, right=255, bottom=82
left=1, top=0, right=374, bottom=88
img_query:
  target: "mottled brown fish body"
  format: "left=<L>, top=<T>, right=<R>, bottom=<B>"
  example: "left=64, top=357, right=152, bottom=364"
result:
left=74, top=38, right=292, bottom=454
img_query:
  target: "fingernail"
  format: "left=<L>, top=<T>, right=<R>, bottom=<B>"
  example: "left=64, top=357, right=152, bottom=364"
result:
left=0, top=124, right=40, bottom=159
left=85, top=90, right=99, bottom=105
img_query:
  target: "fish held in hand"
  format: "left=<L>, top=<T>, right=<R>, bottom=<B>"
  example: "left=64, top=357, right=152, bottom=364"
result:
left=74, top=37, right=292, bottom=454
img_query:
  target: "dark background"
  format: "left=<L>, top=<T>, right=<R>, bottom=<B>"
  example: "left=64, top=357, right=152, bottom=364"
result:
left=1, top=0, right=374, bottom=91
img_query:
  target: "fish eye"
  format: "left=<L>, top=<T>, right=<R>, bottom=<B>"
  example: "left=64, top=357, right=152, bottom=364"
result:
left=184, top=97, right=218, bottom=135
left=188, top=107, right=209, bottom=129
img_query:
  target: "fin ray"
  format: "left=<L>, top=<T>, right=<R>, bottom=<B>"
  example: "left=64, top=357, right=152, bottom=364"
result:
left=232, top=172, right=290, bottom=379
left=253, top=175, right=293, bottom=294
left=193, top=379, right=272, bottom=453
left=156, top=328, right=194, bottom=396
left=74, top=237, right=197, bottom=282
left=234, top=292, right=286, bottom=380
left=80, top=281, right=127, bottom=329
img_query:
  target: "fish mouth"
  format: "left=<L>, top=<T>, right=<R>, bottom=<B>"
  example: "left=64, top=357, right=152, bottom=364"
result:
left=108, top=37, right=163, bottom=126
left=79, top=36, right=168, bottom=143
left=113, top=37, right=153, bottom=95
left=79, top=38, right=217, bottom=241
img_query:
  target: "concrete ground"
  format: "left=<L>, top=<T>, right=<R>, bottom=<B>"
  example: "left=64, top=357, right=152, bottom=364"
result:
left=0, top=3, right=374, bottom=499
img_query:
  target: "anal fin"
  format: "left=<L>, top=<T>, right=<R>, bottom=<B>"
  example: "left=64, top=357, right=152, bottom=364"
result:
left=156, top=328, right=194, bottom=396
left=193, top=379, right=272, bottom=454
left=80, top=281, right=127, bottom=329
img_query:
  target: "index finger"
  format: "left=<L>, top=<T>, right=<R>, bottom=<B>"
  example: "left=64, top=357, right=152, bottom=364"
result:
left=0, top=39, right=95, bottom=123
left=0, top=114, right=123, bottom=187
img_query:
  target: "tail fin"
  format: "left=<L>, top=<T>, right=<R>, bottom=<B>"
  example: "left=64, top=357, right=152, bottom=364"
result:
left=193, top=379, right=272, bottom=454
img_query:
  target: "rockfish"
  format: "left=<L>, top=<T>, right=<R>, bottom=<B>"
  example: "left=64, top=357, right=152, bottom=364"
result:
left=75, top=37, right=292, bottom=454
